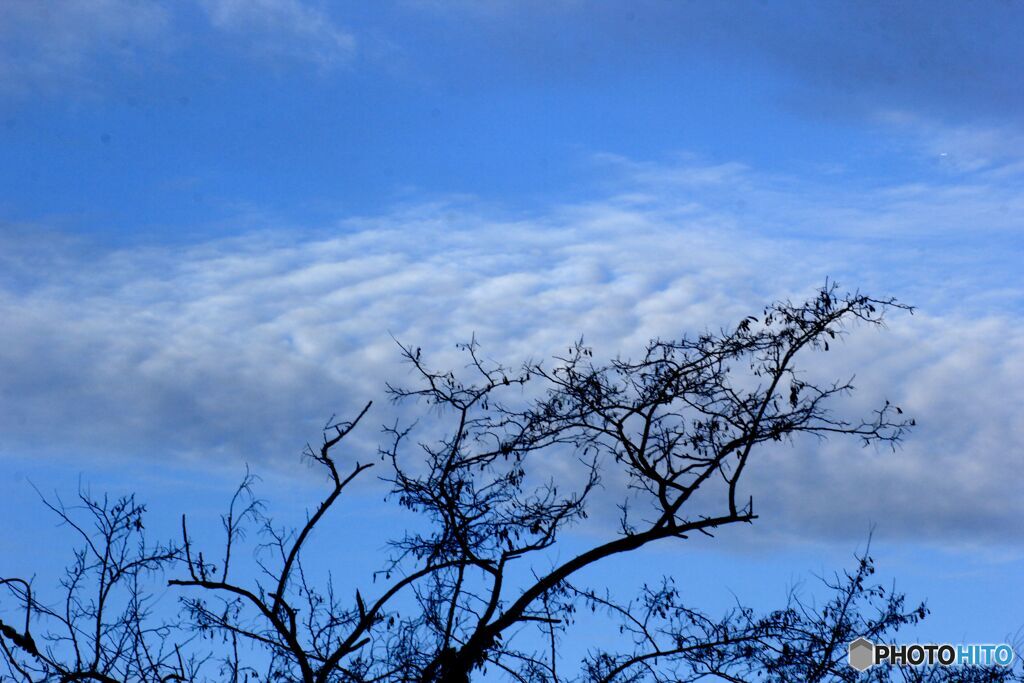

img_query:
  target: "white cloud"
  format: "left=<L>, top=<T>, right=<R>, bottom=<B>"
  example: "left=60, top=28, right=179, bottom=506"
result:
left=877, top=111, right=1024, bottom=177
left=199, top=0, right=355, bottom=68
left=0, top=0, right=170, bottom=94
left=1, top=155, right=1022, bottom=548
left=746, top=314, right=1024, bottom=548
left=0, top=0, right=355, bottom=94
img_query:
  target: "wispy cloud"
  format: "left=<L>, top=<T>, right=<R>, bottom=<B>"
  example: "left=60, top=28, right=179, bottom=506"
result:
left=1, top=153, right=1021, bottom=547
left=750, top=313, right=1024, bottom=548
left=406, top=1, right=1024, bottom=125
left=0, top=0, right=170, bottom=94
left=198, top=0, right=355, bottom=69
left=878, top=111, right=1024, bottom=178
left=0, top=0, right=355, bottom=94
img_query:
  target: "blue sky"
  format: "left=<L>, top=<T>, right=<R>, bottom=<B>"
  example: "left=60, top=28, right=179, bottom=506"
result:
left=1, top=0, right=1023, bottom=664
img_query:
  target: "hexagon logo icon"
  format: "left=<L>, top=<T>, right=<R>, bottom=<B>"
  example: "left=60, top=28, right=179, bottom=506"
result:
left=848, top=637, right=875, bottom=671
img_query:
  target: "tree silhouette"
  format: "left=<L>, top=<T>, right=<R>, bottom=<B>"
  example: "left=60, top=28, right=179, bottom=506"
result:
left=0, top=491, right=192, bottom=682
left=2, top=284, right=1019, bottom=682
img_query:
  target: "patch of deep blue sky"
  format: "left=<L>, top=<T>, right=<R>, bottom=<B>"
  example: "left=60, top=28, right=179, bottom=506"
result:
left=2, top=1, right=1022, bottom=244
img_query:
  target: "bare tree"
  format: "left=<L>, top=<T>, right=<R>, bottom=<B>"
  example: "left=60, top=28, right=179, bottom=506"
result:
left=157, top=283, right=920, bottom=682
left=5, top=283, right=1019, bottom=682
left=579, top=540, right=1019, bottom=683
left=0, top=490, right=196, bottom=682
left=168, top=406, right=394, bottom=683
left=371, top=283, right=914, bottom=681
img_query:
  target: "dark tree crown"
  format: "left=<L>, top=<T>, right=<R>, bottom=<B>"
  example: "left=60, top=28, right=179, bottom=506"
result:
left=4, top=284, right=1018, bottom=682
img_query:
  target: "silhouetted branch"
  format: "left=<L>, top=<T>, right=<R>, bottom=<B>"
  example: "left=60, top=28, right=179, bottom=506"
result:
left=16, top=284, right=1006, bottom=683
left=0, top=490, right=193, bottom=682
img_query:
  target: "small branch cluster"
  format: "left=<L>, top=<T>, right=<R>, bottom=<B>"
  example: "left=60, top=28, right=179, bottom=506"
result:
left=0, top=490, right=191, bottom=682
